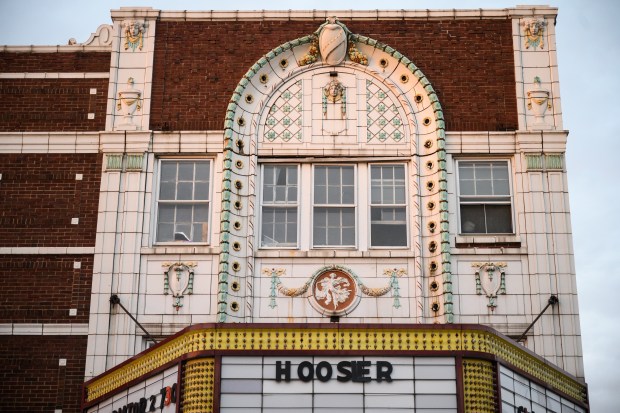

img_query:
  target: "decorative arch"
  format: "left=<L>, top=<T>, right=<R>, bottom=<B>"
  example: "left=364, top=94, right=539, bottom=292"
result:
left=218, top=18, right=452, bottom=323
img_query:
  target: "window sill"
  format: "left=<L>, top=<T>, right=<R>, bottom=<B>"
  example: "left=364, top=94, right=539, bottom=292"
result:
left=256, top=249, right=415, bottom=258
left=141, top=245, right=219, bottom=255
left=455, top=235, right=521, bottom=248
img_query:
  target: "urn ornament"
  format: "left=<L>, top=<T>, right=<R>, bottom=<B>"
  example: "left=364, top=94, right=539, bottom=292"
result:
left=116, top=77, right=142, bottom=130
left=319, top=17, right=348, bottom=65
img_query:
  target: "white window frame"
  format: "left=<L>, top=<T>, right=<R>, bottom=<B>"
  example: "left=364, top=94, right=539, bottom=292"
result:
left=456, top=159, right=514, bottom=235
left=259, top=164, right=300, bottom=248
left=311, top=164, right=357, bottom=248
left=154, top=158, right=212, bottom=244
left=368, top=163, right=409, bottom=248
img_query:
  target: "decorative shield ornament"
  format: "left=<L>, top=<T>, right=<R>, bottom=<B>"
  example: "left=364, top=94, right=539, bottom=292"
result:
left=311, top=268, right=360, bottom=315
left=319, top=17, right=347, bottom=65
left=163, top=262, right=196, bottom=310
left=472, top=262, right=507, bottom=309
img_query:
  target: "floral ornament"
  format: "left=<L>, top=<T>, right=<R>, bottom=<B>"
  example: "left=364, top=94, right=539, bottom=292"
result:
left=472, top=262, right=507, bottom=309
left=298, top=36, right=319, bottom=66
left=162, top=262, right=197, bottom=311
left=521, top=18, right=547, bottom=50
left=123, top=20, right=145, bottom=51
left=348, top=42, right=368, bottom=65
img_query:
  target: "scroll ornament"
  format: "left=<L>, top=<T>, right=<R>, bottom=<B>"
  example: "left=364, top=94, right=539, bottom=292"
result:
left=472, top=262, right=507, bottom=309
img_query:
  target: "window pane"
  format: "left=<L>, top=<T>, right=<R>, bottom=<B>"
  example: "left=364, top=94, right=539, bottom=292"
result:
left=494, top=179, right=510, bottom=196
left=328, top=166, right=340, bottom=185
left=192, top=223, right=207, bottom=242
left=371, top=207, right=407, bottom=246
left=459, top=164, right=474, bottom=180
left=194, top=204, right=209, bottom=222
left=459, top=180, right=475, bottom=196
left=175, top=205, right=191, bottom=223
left=160, top=182, right=176, bottom=200
left=174, top=224, right=191, bottom=241
left=492, top=162, right=509, bottom=180
left=160, top=162, right=177, bottom=182
left=195, top=162, right=210, bottom=181
left=178, top=162, right=194, bottom=181
left=177, top=182, right=193, bottom=200
left=486, top=204, right=513, bottom=233
left=476, top=179, right=493, bottom=195
left=342, top=185, right=354, bottom=204
left=327, top=185, right=341, bottom=204
left=313, top=207, right=355, bottom=246
left=261, top=207, right=297, bottom=247
left=194, top=182, right=210, bottom=200
left=158, top=204, right=175, bottom=222
left=476, top=164, right=491, bottom=179
left=460, top=204, right=486, bottom=233
left=157, top=223, right=173, bottom=242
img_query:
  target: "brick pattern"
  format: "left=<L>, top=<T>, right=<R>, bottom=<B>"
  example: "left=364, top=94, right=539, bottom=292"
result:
left=0, top=52, right=111, bottom=73
left=150, top=19, right=517, bottom=131
left=0, top=255, right=92, bottom=323
left=0, top=153, right=102, bottom=247
left=0, top=78, right=108, bottom=131
left=0, top=335, right=86, bottom=413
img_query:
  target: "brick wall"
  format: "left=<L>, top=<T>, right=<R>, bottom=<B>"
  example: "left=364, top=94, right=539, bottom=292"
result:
left=0, top=52, right=111, bottom=72
left=0, top=255, right=93, bottom=323
left=0, top=335, right=86, bottom=413
left=0, top=153, right=102, bottom=247
left=150, top=19, right=517, bottom=131
left=0, top=78, right=108, bottom=131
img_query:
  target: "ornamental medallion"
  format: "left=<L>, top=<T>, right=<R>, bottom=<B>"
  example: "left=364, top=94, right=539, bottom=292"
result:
left=312, top=269, right=358, bottom=314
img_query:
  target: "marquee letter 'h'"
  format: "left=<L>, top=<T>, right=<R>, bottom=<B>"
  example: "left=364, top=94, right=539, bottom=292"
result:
left=276, top=361, right=291, bottom=382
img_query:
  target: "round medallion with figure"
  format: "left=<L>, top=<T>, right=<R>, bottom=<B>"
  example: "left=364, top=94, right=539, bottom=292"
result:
left=311, top=268, right=359, bottom=315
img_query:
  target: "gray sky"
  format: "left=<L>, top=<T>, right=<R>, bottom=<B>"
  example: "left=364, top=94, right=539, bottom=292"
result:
left=1, top=0, right=618, bottom=411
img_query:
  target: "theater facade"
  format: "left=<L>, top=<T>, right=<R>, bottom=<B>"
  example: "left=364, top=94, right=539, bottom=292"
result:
left=0, top=6, right=588, bottom=413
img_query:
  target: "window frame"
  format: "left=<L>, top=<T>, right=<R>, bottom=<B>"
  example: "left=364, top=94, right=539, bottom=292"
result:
left=259, top=164, right=300, bottom=249
left=456, top=159, right=514, bottom=235
left=154, top=158, right=213, bottom=245
left=368, top=163, right=409, bottom=248
left=311, top=164, right=358, bottom=249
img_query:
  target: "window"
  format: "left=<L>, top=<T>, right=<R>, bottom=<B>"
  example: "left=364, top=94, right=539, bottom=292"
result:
left=370, top=164, right=407, bottom=246
left=260, top=165, right=298, bottom=247
left=313, top=165, right=356, bottom=247
left=156, top=160, right=211, bottom=243
left=458, top=160, right=512, bottom=234
left=259, top=162, right=409, bottom=250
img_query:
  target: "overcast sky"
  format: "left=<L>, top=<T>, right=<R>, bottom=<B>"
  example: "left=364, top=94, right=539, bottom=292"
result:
left=1, top=0, right=618, bottom=411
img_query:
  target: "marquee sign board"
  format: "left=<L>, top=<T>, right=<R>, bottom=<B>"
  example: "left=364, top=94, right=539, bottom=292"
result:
left=86, top=367, right=178, bottom=413
left=219, top=356, right=457, bottom=412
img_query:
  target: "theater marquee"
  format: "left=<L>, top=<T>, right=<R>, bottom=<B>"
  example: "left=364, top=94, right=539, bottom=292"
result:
left=82, top=324, right=587, bottom=413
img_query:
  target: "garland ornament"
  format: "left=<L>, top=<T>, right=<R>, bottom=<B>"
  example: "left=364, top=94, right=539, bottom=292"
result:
left=472, top=262, right=507, bottom=309
left=163, top=262, right=197, bottom=311
left=263, top=266, right=406, bottom=311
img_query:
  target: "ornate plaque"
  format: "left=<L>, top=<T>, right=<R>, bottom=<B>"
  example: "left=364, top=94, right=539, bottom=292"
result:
left=312, top=268, right=359, bottom=314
